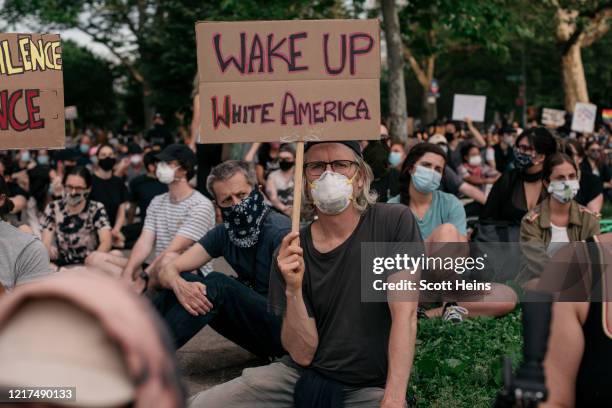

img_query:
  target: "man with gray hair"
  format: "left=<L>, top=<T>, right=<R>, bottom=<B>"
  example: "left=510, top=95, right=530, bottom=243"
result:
left=155, top=160, right=290, bottom=357
left=189, top=141, right=422, bottom=408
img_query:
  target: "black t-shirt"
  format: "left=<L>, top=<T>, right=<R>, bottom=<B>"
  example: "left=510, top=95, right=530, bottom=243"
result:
left=269, top=203, right=423, bottom=387
left=199, top=209, right=291, bottom=295
left=371, top=168, right=400, bottom=203
left=441, top=165, right=463, bottom=195
left=129, top=175, right=168, bottom=219
left=8, top=182, right=28, bottom=199
left=146, top=124, right=173, bottom=148
left=90, top=175, right=129, bottom=226
left=481, top=169, right=546, bottom=223
left=195, top=143, right=223, bottom=199
left=575, top=172, right=603, bottom=207
left=493, top=144, right=514, bottom=173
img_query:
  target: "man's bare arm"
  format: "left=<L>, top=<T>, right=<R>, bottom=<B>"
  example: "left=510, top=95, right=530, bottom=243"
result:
left=121, top=229, right=156, bottom=280
left=282, top=289, right=318, bottom=366
left=158, top=243, right=212, bottom=289
left=540, top=302, right=586, bottom=408
left=383, top=269, right=418, bottom=408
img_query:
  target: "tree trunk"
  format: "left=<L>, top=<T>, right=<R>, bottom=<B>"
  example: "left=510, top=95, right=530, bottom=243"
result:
left=143, top=80, right=154, bottom=130
left=421, top=85, right=438, bottom=125
left=561, top=44, right=589, bottom=112
left=381, top=0, right=408, bottom=143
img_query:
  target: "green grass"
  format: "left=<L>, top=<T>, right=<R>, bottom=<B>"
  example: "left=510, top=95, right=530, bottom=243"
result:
left=408, top=309, right=523, bottom=407
left=601, top=201, right=612, bottom=220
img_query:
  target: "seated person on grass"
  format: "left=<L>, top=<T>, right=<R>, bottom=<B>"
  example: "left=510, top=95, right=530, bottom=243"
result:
left=391, top=143, right=516, bottom=322
left=86, top=144, right=215, bottom=282
left=155, top=160, right=290, bottom=356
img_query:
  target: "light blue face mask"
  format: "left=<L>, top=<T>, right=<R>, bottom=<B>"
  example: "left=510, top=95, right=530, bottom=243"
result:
left=37, top=155, right=49, bottom=166
left=20, top=152, right=31, bottom=163
left=389, top=151, right=403, bottom=167
left=411, top=165, right=442, bottom=193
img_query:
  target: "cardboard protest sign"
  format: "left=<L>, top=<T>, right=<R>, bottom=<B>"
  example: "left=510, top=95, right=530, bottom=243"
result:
left=0, top=33, right=65, bottom=150
left=571, top=102, right=597, bottom=133
left=452, top=94, right=486, bottom=122
left=196, top=19, right=380, bottom=143
left=541, top=108, right=566, bottom=127
left=65, top=106, right=78, bottom=121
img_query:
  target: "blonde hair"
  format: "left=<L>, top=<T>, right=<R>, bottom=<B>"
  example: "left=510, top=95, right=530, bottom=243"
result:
left=301, top=152, right=378, bottom=220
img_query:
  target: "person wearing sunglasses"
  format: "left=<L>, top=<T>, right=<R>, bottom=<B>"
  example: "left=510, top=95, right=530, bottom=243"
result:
left=41, top=166, right=112, bottom=268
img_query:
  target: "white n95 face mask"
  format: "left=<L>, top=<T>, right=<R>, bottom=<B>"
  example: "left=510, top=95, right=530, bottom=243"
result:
left=309, top=171, right=355, bottom=215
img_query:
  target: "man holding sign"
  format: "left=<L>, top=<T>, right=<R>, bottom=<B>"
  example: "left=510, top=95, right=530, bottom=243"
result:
left=189, top=141, right=421, bottom=408
left=187, top=20, right=418, bottom=407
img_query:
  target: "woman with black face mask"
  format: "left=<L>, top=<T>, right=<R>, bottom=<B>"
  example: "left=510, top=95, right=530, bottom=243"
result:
left=265, top=143, right=296, bottom=216
left=89, top=144, right=129, bottom=248
left=480, top=127, right=558, bottom=225
left=41, top=166, right=112, bottom=267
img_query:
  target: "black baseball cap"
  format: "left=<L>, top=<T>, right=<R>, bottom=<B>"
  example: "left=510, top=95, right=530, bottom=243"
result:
left=127, top=143, right=143, bottom=155
left=304, top=141, right=362, bottom=158
left=155, top=144, right=196, bottom=168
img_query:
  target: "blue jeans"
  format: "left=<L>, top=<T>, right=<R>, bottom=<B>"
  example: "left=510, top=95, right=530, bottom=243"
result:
left=154, top=271, right=284, bottom=358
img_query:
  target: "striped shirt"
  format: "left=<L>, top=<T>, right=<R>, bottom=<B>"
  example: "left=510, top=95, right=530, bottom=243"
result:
left=144, top=190, right=215, bottom=274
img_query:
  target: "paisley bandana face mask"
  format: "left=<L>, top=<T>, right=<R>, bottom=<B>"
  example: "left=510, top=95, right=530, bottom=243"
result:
left=221, top=188, right=269, bottom=248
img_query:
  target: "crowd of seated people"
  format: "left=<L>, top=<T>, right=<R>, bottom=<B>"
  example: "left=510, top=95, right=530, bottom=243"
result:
left=1, top=112, right=611, bottom=407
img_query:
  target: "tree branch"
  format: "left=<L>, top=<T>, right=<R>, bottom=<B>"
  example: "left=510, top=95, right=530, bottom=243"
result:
left=78, top=25, right=145, bottom=84
left=558, top=4, right=612, bottom=55
left=580, top=8, right=612, bottom=47
left=403, top=47, right=429, bottom=87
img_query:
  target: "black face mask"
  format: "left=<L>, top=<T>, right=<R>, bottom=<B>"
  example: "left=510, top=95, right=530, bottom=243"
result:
left=444, top=132, right=455, bottom=143
left=279, top=160, right=295, bottom=171
left=98, top=157, right=116, bottom=171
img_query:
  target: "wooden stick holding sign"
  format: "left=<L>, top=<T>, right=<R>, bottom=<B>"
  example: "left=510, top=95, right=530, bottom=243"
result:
left=291, top=141, right=305, bottom=234
left=195, top=19, right=381, bottom=242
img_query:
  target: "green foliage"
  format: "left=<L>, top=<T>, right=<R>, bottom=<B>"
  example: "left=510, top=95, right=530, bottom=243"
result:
left=62, top=40, right=118, bottom=127
left=1, top=0, right=609, bottom=129
left=410, top=310, right=523, bottom=407
left=399, top=0, right=520, bottom=59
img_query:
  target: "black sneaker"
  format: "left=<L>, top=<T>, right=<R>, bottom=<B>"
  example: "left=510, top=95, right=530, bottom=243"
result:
left=417, top=306, right=429, bottom=319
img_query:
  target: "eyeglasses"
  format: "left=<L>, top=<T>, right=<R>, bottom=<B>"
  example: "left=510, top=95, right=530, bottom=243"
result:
left=304, top=160, right=358, bottom=177
left=65, top=185, right=87, bottom=194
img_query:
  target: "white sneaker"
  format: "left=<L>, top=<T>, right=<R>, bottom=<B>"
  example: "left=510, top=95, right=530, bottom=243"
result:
left=442, top=303, right=468, bottom=323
